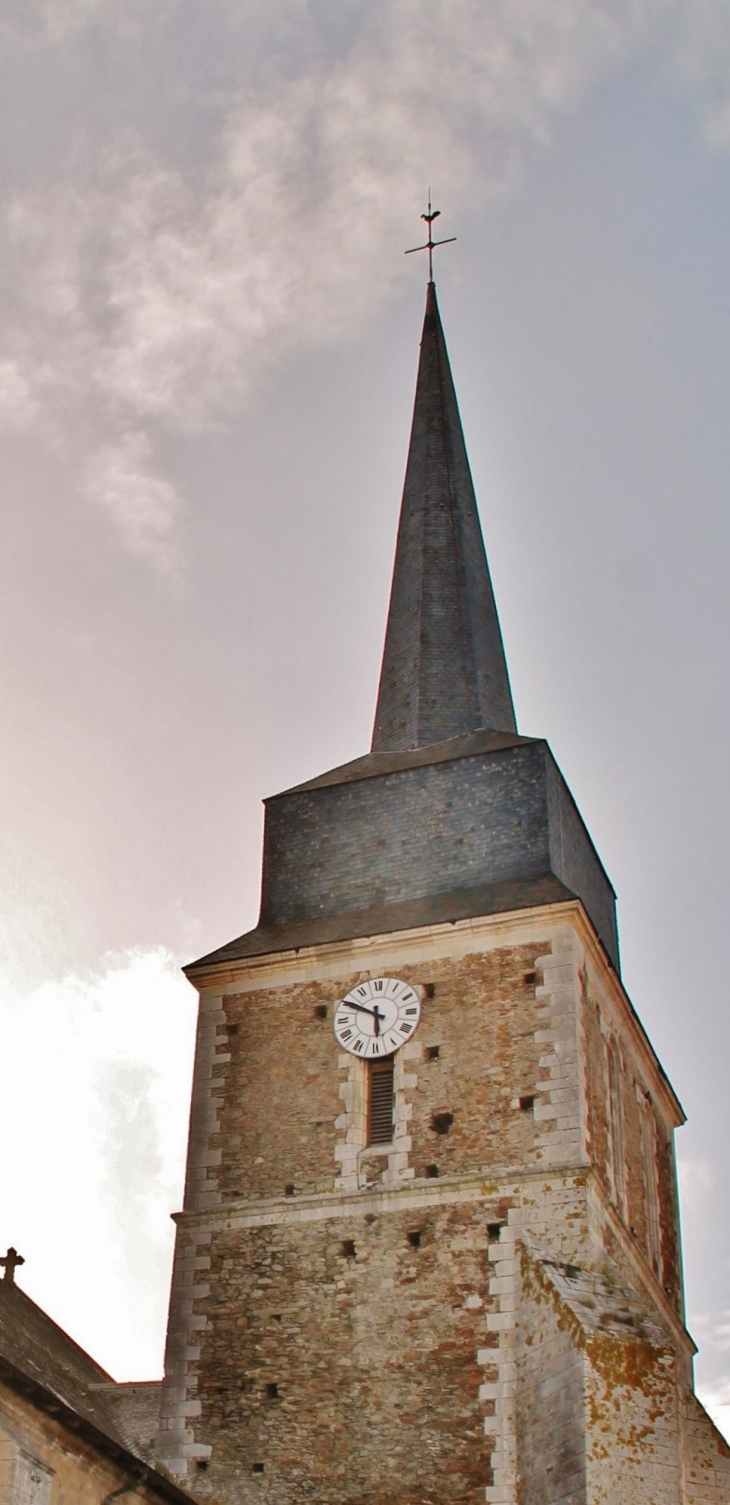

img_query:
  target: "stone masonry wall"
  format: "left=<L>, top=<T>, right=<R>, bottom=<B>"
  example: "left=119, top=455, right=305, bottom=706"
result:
left=190, top=1198, right=496, bottom=1504
left=516, top=1241, right=683, bottom=1505
left=682, top=1392, right=730, bottom=1503
left=162, top=1174, right=598, bottom=1505
left=198, top=940, right=582, bottom=1210
left=580, top=958, right=683, bottom=1316
left=583, top=1329, right=680, bottom=1504
left=159, top=906, right=693, bottom=1498
left=516, top=1248, right=587, bottom=1503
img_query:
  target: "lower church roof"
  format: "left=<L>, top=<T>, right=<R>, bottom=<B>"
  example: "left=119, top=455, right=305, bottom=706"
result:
left=0, top=1278, right=195, bottom=1503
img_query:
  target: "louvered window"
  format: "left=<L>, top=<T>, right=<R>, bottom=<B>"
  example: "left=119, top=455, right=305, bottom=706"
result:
left=368, top=1057, right=395, bottom=1146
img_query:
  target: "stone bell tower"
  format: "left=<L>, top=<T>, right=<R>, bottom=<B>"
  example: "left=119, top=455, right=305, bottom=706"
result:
left=156, top=278, right=730, bottom=1503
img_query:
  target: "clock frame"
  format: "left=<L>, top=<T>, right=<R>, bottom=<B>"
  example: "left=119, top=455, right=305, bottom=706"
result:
left=333, top=977, right=421, bottom=1058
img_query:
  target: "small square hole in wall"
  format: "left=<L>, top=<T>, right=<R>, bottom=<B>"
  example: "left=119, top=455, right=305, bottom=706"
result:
left=424, top=982, right=436, bottom=998
left=195, top=1461, right=208, bottom=1472
left=266, top=1383, right=279, bottom=1399
left=227, top=1023, right=239, bottom=1036
left=314, top=1004, right=328, bottom=1019
left=523, top=970, right=537, bottom=986
left=252, top=1463, right=265, bottom=1474
left=340, top=1239, right=356, bottom=1258
left=271, top=1313, right=282, bottom=1322
left=430, top=1111, right=454, bottom=1135
left=426, top=1164, right=440, bottom=1179
left=407, top=1230, right=421, bottom=1248
left=427, top=1045, right=440, bottom=1061
left=487, top=1222, right=503, bottom=1241
left=519, top=1095, right=535, bottom=1113
left=285, top=1184, right=295, bottom=1197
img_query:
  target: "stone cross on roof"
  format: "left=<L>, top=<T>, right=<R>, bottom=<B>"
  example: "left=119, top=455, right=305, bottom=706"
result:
left=0, top=1247, right=25, bottom=1284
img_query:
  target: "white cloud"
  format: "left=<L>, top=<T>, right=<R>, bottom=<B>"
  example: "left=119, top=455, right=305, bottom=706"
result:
left=0, top=948, right=196, bottom=1378
left=85, top=431, right=182, bottom=578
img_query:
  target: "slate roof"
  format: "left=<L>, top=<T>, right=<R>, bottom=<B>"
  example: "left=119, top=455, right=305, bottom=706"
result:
left=187, top=874, right=577, bottom=972
left=521, top=1233, right=675, bottom=1350
left=274, top=727, right=538, bottom=798
left=0, top=1278, right=193, bottom=1502
left=0, top=1275, right=114, bottom=1430
left=371, top=280, right=516, bottom=752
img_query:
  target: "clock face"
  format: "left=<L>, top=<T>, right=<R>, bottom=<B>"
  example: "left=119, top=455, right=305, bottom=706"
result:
left=333, top=977, right=421, bottom=1058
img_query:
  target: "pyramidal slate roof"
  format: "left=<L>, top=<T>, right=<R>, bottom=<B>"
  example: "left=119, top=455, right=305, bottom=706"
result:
left=371, top=280, right=516, bottom=752
left=188, top=278, right=620, bottom=976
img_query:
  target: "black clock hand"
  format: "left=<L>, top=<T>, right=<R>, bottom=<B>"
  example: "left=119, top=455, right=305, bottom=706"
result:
left=339, top=999, right=385, bottom=1034
left=341, top=999, right=380, bottom=1019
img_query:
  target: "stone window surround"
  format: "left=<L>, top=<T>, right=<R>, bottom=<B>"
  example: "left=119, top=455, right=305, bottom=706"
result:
left=604, top=1030, right=627, bottom=1217
left=14, top=1451, right=53, bottom=1505
left=334, top=1030, right=421, bottom=1192
left=637, top=1085, right=663, bottom=1281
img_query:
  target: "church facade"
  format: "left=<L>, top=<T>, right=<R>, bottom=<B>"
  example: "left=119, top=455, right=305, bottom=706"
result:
left=155, top=282, right=730, bottom=1503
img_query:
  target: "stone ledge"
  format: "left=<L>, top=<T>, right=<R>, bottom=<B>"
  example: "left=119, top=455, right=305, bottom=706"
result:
left=171, top=1162, right=592, bottom=1233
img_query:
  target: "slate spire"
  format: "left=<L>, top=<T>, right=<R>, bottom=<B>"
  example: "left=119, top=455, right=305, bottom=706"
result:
left=371, top=282, right=517, bottom=752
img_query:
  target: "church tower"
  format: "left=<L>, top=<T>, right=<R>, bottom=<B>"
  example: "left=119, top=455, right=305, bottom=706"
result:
left=156, top=275, right=729, bottom=1503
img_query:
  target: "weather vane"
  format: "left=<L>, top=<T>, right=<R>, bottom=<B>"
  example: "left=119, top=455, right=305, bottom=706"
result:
left=405, top=193, right=456, bottom=282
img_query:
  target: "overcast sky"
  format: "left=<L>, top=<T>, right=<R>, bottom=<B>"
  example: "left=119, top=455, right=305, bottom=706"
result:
left=1, top=0, right=730, bottom=1438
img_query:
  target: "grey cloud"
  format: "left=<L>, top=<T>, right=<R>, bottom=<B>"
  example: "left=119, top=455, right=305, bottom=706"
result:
left=0, top=0, right=727, bottom=576
left=0, top=0, right=177, bottom=44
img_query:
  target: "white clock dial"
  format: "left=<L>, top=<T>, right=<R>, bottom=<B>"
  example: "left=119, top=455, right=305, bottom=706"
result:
left=333, top=977, right=421, bottom=1058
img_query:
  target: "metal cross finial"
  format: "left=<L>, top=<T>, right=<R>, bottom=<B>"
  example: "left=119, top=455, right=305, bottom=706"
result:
left=0, top=1247, right=25, bottom=1284
left=405, top=193, right=456, bottom=283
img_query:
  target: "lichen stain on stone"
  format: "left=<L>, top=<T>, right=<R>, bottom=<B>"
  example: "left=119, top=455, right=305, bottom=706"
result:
left=585, top=1330, right=668, bottom=1396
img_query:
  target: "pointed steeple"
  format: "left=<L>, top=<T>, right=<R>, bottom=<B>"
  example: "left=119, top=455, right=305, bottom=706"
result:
left=372, top=282, right=516, bottom=752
